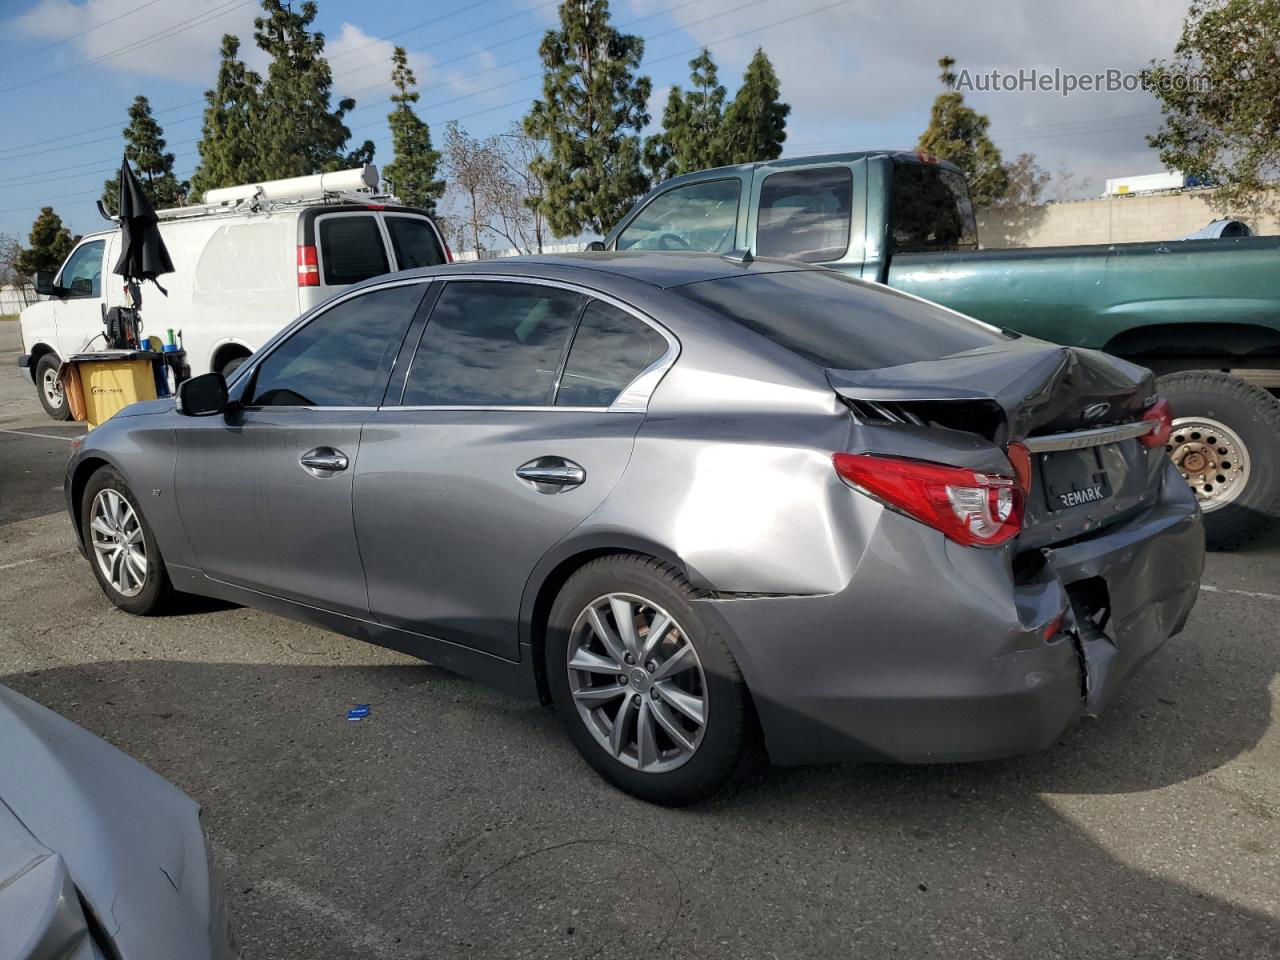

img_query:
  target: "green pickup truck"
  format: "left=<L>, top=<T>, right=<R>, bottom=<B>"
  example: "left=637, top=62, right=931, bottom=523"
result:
left=600, top=151, right=1280, bottom=547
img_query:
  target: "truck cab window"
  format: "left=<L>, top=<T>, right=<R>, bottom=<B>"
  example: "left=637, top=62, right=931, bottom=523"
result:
left=756, top=167, right=853, bottom=263
left=616, top=179, right=740, bottom=253
left=890, top=163, right=978, bottom=252
left=58, top=240, right=105, bottom=298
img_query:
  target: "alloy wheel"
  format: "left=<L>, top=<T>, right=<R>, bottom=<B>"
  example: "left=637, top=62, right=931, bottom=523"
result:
left=566, top=592, right=708, bottom=773
left=90, top=489, right=147, bottom=597
left=1168, top=416, right=1250, bottom=512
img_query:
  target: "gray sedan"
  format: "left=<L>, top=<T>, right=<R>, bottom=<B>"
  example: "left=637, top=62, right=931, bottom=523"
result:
left=65, top=253, right=1204, bottom=804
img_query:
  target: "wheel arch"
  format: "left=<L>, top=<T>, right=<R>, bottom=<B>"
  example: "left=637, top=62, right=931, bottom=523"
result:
left=1103, top=322, right=1280, bottom=369
left=210, top=339, right=253, bottom=375
left=68, top=456, right=114, bottom=548
left=27, top=342, right=58, bottom=384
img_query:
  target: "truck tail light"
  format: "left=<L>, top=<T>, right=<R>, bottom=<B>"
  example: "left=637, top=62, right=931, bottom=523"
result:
left=297, top=244, right=319, bottom=287
left=832, top=453, right=1024, bottom=547
left=1140, top=398, right=1173, bottom=448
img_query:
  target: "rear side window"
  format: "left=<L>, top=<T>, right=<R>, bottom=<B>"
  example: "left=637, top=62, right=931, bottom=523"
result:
left=386, top=215, right=445, bottom=269
left=616, top=179, right=740, bottom=253
left=556, top=301, right=668, bottom=407
left=756, top=167, right=852, bottom=262
left=402, top=281, right=585, bottom=406
left=318, top=215, right=389, bottom=285
left=250, top=284, right=425, bottom=406
left=673, top=270, right=1007, bottom=371
left=890, top=163, right=978, bottom=252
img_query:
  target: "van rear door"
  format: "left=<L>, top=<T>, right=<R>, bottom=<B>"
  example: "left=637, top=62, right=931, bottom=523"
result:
left=301, top=209, right=447, bottom=311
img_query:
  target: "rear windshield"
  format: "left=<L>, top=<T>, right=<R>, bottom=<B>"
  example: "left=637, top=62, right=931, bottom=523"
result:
left=318, top=215, right=389, bottom=285
left=386, top=215, right=446, bottom=269
left=672, top=270, right=1008, bottom=370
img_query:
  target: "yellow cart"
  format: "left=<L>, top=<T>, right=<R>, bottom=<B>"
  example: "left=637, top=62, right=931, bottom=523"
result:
left=63, top=351, right=162, bottom=428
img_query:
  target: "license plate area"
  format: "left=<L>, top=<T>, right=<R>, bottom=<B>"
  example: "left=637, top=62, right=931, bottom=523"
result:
left=1042, top=447, right=1112, bottom=512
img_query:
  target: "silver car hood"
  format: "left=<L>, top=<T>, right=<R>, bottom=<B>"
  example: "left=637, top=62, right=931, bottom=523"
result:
left=0, top=686, right=217, bottom=959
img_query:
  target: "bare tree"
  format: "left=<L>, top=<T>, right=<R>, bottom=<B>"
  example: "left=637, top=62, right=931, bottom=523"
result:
left=442, top=122, right=501, bottom=256
left=994, top=153, right=1052, bottom=208
left=494, top=123, right=550, bottom=254
left=0, top=233, right=23, bottom=287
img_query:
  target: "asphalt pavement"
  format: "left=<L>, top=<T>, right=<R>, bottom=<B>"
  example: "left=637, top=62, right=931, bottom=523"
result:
left=0, top=320, right=1276, bottom=959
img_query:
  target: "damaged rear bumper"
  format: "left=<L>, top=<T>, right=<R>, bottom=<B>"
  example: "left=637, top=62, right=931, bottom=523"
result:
left=696, top=463, right=1203, bottom=766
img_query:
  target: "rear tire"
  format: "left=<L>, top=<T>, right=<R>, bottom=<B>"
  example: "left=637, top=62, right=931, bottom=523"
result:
left=1158, top=371, right=1280, bottom=549
left=219, top=355, right=248, bottom=379
left=546, top=554, right=749, bottom=805
left=81, top=467, right=173, bottom=615
left=35, top=353, right=72, bottom=421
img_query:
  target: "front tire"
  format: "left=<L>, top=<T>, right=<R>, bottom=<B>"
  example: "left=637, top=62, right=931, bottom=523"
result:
left=546, top=555, right=749, bottom=805
left=1158, top=371, right=1280, bottom=549
left=35, top=353, right=72, bottom=421
left=81, top=467, right=173, bottom=615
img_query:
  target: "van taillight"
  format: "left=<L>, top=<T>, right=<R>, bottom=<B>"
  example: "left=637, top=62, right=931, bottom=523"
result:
left=1140, top=398, right=1173, bottom=448
left=442, top=238, right=454, bottom=263
left=297, top=244, right=319, bottom=287
left=832, top=453, right=1024, bottom=547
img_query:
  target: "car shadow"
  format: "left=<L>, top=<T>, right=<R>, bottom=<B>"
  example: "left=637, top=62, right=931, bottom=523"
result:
left=4, top=623, right=1275, bottom=959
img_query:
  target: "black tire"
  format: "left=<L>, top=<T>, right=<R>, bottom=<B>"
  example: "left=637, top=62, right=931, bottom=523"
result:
left=80, top=467, right=173, bottom=615
left=35, top=353, right=72, bottom=421
left=1158, top=371, right=1280, bottom=549
left=546, top=554, right=749, bottom=805
left=219, top=355, right=248, bottom=379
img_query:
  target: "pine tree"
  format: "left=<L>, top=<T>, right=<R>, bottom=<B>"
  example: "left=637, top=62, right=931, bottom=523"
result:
left=101, top=96, right=188, bottom=214
left=190, top=34, right=263, bottom=199
left=718, top=49, right=789, bottom=165
left=523, top=0, right=652, bottom=236
left=645, top=48, right=729, bottom=182
left=382, top=46, right=445, bottom=214
left=14, top=208, right=75, bottom=278
left=917, top=56, right=1008, bottom=207
left=253, top=0, right=373, bottom=180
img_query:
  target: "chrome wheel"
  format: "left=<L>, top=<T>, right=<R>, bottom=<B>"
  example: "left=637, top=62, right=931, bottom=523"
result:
left=567, top=593, right=708, bottom=773
left=90, top=489, right=147, bottom=598
left=41, top=366, right=63, bottom=409
left=1168, top=416, right=1250, bottom=512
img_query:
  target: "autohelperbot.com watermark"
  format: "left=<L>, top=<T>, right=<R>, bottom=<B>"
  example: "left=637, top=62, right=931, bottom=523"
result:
left=955, top=67, right=1211, bottom=97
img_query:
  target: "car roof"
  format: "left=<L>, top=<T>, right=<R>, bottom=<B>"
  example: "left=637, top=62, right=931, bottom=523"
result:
left=392, top=252, right=813, bottom=290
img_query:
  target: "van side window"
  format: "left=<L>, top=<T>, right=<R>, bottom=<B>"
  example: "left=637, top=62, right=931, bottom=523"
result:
left=756, top=167, right=852, bottom=262
left=385, top=216, right=445, bottom=269
left=890, top=163, right=978, bottom=252
left=318, top=215, right=389, bottom=285
left=616, top=179, right=740, bottom=253
left=59, top=240, right=106, bottom=298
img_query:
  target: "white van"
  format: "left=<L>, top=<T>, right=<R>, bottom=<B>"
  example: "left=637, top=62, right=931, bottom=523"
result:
left=17, top=167, right=449, bottom=419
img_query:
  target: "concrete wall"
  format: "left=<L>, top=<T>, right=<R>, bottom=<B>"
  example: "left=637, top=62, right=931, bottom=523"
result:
left=977, top=190, right=1280, bottom=249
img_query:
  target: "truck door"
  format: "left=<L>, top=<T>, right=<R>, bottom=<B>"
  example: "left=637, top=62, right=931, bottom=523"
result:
left=51, top=237, right=110, bottom=356
left=746, top=159, right=866, bottom=274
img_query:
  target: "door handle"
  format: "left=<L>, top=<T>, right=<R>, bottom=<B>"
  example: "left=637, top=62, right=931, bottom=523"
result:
left=299, top=447, right=349, bottom=476
left=516, top=457, right=586, bottom=492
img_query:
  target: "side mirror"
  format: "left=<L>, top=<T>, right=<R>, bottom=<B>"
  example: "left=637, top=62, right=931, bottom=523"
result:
left=584, top=240, right=606, bottom=252
left=176, top=372, right=228, bottom=417
left=69, top=276, right=93, bottom=298
left=33, top=271, right=59, bottom=297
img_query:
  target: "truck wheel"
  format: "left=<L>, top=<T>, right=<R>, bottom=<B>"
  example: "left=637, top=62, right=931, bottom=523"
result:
left=35, top=353, right=72, bottom=421
left=1157, top=371, right=1280, bottom=549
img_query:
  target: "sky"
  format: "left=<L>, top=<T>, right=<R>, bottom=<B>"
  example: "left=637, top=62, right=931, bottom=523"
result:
left=0, top=0, right=1194, bottom=244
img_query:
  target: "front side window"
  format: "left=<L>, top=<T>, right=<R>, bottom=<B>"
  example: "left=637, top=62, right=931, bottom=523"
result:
left=386, top=216, right=446, bottom=269
left=756, top=167, right=852, bottom=262
left=890, top=163, right=978, bottom=252
left=59, top=240, right=105, bottom=298
left=402, top=281, right=584, bottom=406
left=250, top=283, right=426, bottom=407
left=318, top=215, right=389, bottom=286
left=556, top=301, right=668, bottom=407
left=616, top=179, right=740, bottom=253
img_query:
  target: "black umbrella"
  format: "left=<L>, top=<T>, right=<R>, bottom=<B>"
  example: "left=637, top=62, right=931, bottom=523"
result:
left=112, top=155, right=173, bottom=292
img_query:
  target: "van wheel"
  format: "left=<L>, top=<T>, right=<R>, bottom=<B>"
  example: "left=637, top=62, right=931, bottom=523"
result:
left=219, top=355, right=247, bottom=378
left=1158, top=371, right=1280, bottom=549
left=546, top=555, right=749, bottom=805
left=35, top=353, right=72, bottom=421
left=81, top=467, right=173, bottom=615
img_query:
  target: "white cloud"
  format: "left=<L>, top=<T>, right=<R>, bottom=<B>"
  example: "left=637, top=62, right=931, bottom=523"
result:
left=13, top=0, right=260, bottom=83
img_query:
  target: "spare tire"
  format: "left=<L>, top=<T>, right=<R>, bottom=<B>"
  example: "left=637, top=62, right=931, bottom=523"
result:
left=1157, top=371, right=1280, bottom=549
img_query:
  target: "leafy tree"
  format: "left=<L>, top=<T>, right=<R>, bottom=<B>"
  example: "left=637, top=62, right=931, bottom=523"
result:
left=101, top=96, right=188, bottom=214
left=646, top=48, right=730, bottom=182
left=917, top=56, right=1008, bottom=207
left=14, top=208, right=75, bottom=278
left=253, top=0, right=372, bottom=180
left=382, top=46, right=445, bottom=214
left=995, top=152, right=1052, bottom=207
left=523, top=0, right=652, bottom=236
left=718, top=48, right=789, bottom=165
left=190, top=34, right=263, bottom=198
left=1144, top=0, right=1280, bottom=215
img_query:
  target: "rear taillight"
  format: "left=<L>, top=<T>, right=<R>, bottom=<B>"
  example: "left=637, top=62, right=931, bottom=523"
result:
left=297, top=244, right=319, bottom=287
left=832, top=453, right=1024, bottom=547
left=441, top=237, right=454, bottom=263
left=1140, top=397, right=1173, bottom=448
